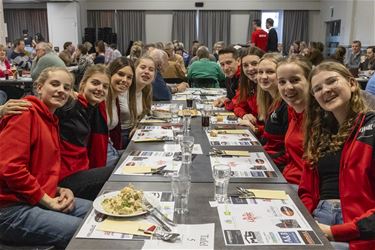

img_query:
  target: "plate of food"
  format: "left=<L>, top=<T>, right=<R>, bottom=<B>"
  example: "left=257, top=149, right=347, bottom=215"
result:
left=152, top=109, right=172, bottom=119
left=93, top=185, right=148, bottom=217
left=178, top=109, right=201, bottom=117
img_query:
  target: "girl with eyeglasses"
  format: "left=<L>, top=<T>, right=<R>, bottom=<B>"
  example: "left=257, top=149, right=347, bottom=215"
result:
left=300, top=61, right=375, bottom=249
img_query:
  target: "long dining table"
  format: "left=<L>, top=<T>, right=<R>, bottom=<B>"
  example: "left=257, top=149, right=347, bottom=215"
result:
left=67, top=89, right=333, bottom=249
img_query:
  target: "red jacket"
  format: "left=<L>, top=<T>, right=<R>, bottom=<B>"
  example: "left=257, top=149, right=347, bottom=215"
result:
left=228, top=89, right=259, bottom=119
left=88, top=101, right=109, bottom=168
left=0, top=96, right=60, bottom=207
left=299, top=112, right=375, bottom=250
left=251, top=28, right=268, bottom=52
left=283, top=106, right=304, bottom=185
left=0, top=58, right=11, bottom=78
left=261, top=100, right=289, bottom=168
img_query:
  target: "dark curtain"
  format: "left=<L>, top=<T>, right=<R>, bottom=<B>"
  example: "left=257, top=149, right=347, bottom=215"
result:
left=117, top=10, right=146, bottom=55
left=246, top=10, right=262, bottom=43
left=198, top=10, right=230, bottom=51
left=171, top=11, right=197, bottom=51
left=4, top=9, right=48, bottom=43
left=87, top=10, right=116, bottom=28
left=282, top=10, right=309, bottom=55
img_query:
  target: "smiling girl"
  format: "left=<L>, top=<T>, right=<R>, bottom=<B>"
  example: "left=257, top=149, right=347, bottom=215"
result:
left=256, top=53, right=288, bottom=169
left=119, top=55, right=155, bottom=147
left=0, top=67, right=91, bottom=248
left=300, top=61, right=375, bottom=250
left=277, top=55, right=312, bottom=186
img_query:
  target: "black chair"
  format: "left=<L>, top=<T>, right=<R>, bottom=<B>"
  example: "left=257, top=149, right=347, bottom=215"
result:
left=189, top=78, right=218, bottom=88
left=0, top=241, right=54, bottom=250
left=164, top=78, right=184, bottom=84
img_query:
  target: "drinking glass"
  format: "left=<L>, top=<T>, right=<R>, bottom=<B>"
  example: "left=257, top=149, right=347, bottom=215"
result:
left=201, top=104, right=212, bottom=129
left=170, top=104, right=179, bottom=122
left=180, top=135, right=194, bottom=154
left=171, top=174, right=191, bottom=215
left=212, top=164, right=231, bottom=203
left=182, top=113, right=191, bottom=135
left=186, top=94, right=193, bottom=108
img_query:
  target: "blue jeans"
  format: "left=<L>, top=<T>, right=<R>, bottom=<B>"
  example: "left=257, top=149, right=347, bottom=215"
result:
left=106, top=141, right=120, bottom=168
left=0, top=198, right=91, bottom=249
left=0, top=90, right=7, bottom=105
left=121, top=128, right=131, bottom=149
left=313, top=200, right=349, bottom=250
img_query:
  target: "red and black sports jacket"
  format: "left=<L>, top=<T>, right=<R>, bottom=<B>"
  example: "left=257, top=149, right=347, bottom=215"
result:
left=261, top=100, right=288, bottom=169
left=299, top=112, right=375, bottom=250
left=57, top=95, right=108, bottom=180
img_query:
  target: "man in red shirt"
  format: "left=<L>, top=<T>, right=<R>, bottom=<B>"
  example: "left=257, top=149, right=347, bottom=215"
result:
left=250, top=19, right=268, bottom=52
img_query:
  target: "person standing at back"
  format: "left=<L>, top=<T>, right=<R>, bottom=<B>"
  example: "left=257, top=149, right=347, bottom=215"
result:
left=266, top=18, right=278, bottom=52
left=250, top=19, right=268, bottom=52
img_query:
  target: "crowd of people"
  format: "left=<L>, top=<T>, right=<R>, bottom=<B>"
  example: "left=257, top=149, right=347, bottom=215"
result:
left=1, top=18, right=375, bottom=249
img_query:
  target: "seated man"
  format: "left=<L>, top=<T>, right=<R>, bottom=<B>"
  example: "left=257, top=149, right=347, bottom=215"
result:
left=10, top=38, right=31, bottom=70
left=360, top=46, right=375, bottom=71
left=213, top=47, right=240, bottom=107
left=162, top=42, right=187, bottom=81
left=345, top=40, right=362, bottom=70
left=59, top=41, right=76, bottom=66
left=31, top=42, right=66, bottom=81
left=187, top=46, right=225, bottom=88
left=149, top=49, right=188, bottom=101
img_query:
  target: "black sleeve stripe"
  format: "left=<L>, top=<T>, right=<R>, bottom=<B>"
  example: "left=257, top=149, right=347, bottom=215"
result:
left=357, top=212, right=375, bottom=240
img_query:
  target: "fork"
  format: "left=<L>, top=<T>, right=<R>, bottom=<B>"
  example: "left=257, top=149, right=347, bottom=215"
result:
left=143, top=199, right=176, bottom=226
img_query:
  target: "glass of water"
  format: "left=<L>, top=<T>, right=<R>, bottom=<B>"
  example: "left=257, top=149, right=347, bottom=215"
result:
left=182, top=112, right=191, bottom=135
left=180, top=135, right=194, bottom=164
left=212, top=164, right=231, bottom=203
left=170, top=104, right=179, bottom=122
left=171, top=174, right=191, bottom=215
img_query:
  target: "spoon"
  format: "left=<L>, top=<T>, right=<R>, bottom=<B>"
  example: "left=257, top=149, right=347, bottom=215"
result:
left=138, top=229, right=180, bottom=242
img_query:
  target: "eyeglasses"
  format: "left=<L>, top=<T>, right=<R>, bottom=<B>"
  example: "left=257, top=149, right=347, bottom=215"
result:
left=310, top=76, right=339, bottom=96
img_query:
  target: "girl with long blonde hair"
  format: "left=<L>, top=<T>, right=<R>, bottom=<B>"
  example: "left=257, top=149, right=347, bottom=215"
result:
left=255, top=53, right=288, bottom=168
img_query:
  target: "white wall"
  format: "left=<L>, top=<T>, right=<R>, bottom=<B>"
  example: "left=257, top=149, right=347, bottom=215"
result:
left=230, top=11, right=250, bottom=45
left=86, top=0, right=320, bottom=10
left=308, top=10, right=324, bottom=42
left=47, top=2, right=80, bottom=51
left=320, top=0, right=375, bottom=47
left=351, top=0, right=374, bottom=46
left=145, top=11, right=173, bottom=43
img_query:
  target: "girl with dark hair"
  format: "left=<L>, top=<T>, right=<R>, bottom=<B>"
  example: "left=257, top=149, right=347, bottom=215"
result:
left=119, top=55, right=155, bottom=148
left=227, top=46, right=265, bottom=132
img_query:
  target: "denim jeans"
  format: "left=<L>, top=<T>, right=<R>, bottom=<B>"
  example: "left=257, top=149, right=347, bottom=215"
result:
left=106, top=141, right=120, bottom=168
left=0, top=198, right=91, bottom=249
left=121, top=128, right=131, bottom=149
left=0, top=90, right=7, bottom=105
left=313, top=200, right=349, bottom=250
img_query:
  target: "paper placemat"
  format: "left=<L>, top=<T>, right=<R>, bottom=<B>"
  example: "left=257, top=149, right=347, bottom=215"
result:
left=142, top=223, right=215, bottom=249
left=218, top=195, right=323, bottom=246
left=210, top=152, right=278, bottom=178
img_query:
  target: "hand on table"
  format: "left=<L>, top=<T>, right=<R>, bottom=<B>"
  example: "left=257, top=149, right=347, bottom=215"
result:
left=238, top=118, right=257, bottom=132
left=242, top=113, right=257, bottom=125
left=317, top=222, right=334, bottom=241
left=213, top=97, right=228, bottom=107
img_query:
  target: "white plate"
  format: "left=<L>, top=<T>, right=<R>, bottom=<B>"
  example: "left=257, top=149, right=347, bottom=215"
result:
left=93, top=191, right=148, bottom=217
